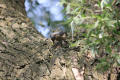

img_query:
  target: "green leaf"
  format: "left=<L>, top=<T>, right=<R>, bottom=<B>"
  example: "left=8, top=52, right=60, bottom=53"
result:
left=69, top=40, right=80, bottom=47
left=66, top=3, right=71, bottom=14
left=73, top=15, right=85, bottom=25
left=106, top=46, right=112, bottom=53
left=71, top=21, right=75, bottom=40
left=101, top=0, right=113, bottom=10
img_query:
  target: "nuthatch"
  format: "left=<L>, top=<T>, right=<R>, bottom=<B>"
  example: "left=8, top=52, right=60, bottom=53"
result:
left=50, top=31, right=67, bottom=42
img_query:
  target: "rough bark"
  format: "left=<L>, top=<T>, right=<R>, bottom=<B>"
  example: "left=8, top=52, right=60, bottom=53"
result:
left=0, top=0, right=76, bottom=80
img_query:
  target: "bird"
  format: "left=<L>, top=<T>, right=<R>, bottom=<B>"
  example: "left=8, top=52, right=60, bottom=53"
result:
left=50, top=31, right=67, bottom=42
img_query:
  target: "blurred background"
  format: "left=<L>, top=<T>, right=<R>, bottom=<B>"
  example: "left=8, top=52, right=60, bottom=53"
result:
left=25, top=0, right=65, bottom=38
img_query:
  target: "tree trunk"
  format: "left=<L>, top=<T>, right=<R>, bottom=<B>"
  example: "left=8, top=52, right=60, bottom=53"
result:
left=0, top=0, right=76, bottom=80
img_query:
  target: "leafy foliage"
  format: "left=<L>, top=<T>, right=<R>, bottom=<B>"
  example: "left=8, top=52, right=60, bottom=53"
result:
left=61, top=0, right=120, bottom=71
